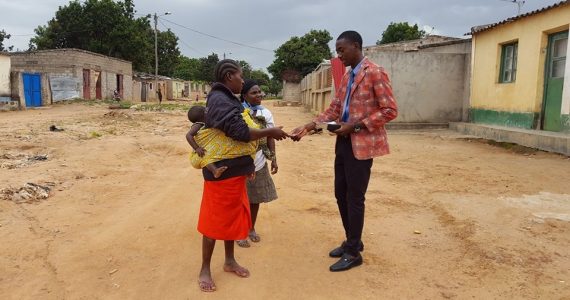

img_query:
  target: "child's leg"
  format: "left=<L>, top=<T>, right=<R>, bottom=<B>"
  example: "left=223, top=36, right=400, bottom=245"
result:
left=206, top=163, right=228, bottom=179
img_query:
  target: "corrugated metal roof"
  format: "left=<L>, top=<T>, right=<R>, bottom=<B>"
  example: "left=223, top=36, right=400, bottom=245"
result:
left=469, top=0, right=569, bottom=35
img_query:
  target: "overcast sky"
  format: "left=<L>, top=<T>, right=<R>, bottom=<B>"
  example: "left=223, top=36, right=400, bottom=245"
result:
left=0, top=0, right=563, bottom=71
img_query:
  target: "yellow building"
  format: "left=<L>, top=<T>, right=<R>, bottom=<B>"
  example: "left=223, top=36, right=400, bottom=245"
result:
left=470, top=1, right=569, bottom=132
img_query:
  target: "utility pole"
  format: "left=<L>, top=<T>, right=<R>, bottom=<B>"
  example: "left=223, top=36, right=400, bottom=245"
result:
left=154, top=13, right=158, bottom=101
left=153, top=12, right=171, bottom=103
left=516, top=0, right=525, bottom=16
left=500, top=0, right=525, bottom=16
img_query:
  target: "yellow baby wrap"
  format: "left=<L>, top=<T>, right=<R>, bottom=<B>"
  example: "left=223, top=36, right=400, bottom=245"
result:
left=189, top=109, right=259, bottom=169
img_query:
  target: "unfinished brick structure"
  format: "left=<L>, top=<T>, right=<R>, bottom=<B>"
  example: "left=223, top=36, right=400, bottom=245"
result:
left=10, top=49, right=133, bottom=108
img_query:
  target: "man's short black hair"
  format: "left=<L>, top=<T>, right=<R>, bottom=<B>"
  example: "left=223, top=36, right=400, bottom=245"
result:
left=337, top=30, right=363, bottom=49
left=187, top=105, right=205, bottom=123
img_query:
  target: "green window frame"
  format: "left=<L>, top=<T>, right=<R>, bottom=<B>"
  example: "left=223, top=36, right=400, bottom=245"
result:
left=499, top=42, right=518, bottom=83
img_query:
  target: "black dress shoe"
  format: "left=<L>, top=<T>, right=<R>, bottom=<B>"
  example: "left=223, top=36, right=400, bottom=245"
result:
left=329, top=253, right=363, bottom=272
left=328, top=241, right=364, bottom=258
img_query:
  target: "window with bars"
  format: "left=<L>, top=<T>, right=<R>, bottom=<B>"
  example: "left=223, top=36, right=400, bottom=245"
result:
left=499, top=42, right=518, bottom=83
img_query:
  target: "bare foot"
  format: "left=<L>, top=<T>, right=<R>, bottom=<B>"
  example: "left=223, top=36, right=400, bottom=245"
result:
left=213, top=166, right=228, bottom=179
left=248, top=230, right=261, bottom=243
left=198, top=269, right=216, bottom=292
left=223, top=261, right=250, bottom=278
left=236, top=239, right=250, bottom=248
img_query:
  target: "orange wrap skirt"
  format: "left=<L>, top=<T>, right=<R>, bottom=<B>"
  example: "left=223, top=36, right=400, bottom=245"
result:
left=197, top=176, right=251, bottom=240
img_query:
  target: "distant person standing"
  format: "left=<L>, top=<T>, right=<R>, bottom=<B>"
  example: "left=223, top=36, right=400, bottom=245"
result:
left=157, top=87, right=163, bottom=104
left=196, top=94, right=199, bottom=102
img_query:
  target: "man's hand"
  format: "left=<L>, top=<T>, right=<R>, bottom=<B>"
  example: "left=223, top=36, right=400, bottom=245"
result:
left=334, top=123, right=355, bottom=137
left=268, top=127, right=290, bottom=141
left=196, top=147, right=206, bottom=157
left=270, top=159, right=278, bottom=174
left=290, top=122, right=316, bottom=141
left=289, top=126, right=307, bottom=141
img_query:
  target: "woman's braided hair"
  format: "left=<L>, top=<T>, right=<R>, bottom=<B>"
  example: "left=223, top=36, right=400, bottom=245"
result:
left=214, top=59, right=241, bottom=83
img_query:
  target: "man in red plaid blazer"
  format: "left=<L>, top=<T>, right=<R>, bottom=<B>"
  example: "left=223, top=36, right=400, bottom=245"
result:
left=291, top=30, right=398, bottom=272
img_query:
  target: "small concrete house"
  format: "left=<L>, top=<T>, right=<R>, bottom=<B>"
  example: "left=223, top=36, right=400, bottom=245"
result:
left=10, top=48, right=133, bottom=108
left=188, top=81, right=210, bottom=101
left=132, top=73, right=168, bottom=102
left=167, top=78, right=185, bottom=100
left=469, top=1, right=570, bottom=132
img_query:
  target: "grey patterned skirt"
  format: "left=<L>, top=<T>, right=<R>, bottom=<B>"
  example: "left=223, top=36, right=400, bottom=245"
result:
left=246, top=163, right=278, bottom=204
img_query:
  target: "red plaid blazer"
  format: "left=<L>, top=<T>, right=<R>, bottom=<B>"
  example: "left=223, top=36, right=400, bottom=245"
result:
left=315, top=57, right=398, bottom=160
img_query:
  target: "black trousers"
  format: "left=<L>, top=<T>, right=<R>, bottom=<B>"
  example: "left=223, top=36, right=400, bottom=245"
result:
left=334, top=136, right=373, bottom=256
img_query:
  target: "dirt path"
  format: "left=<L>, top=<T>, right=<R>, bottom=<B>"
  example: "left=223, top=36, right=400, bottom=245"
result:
left=0, top=102, right=569, bottom=299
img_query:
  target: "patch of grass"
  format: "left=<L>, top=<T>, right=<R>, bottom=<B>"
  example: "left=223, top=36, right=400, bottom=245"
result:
left=105, top=127, right=117, bottom=135
left=132, top=103, right=200, bottom=112
left=108, top=101, right=133, bottom=109
left=89, top=131, right=102, bottom=139
left=118, top=101, right=133, bottom=109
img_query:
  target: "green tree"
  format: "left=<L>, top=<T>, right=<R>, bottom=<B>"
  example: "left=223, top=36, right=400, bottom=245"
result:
left=197, top=53, right=219, bottom=82
left=268, top=29, right=332, bottom=82
left=238, top=60, right=252, bottom=80
left=267, top=78, right=283, bottom=96
left=251, top=69, right=270, bottom=86
left=173, top=55, right=201, bottom=80
left=29, top=0, right=176, bottom=73
left=157, top=29, right=180, bottom=77
left=0, top=29, right=13, bottom=51
left=377, top=22, right=426, bottom=45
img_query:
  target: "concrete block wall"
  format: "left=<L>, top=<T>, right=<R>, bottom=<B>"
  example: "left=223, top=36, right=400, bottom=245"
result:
left=10, top=71, right=22, bottom=108
left=10, top=49, right=134, bottom=105
left=10, top=49, right=133, bottom=76
left=299, top=41, right=471, bottom=123
left=282, top=81, right=301, bottom=102
left=366, top=51, right=468, bottom=123
left=301, top=64, right=335, bottom=114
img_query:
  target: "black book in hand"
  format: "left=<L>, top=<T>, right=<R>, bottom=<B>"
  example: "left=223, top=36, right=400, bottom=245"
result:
left=327, top=123, right=341, bottom=132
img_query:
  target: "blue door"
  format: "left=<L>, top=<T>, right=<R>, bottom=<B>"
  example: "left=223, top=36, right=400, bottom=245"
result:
left=23, top=73, right=42, bottom=107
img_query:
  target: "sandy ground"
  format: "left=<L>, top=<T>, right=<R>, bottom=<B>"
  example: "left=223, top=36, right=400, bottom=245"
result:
left=0, top=101, right=569, bottom=300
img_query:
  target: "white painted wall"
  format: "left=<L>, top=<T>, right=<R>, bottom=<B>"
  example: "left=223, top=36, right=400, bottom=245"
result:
left=0, top=55, right=10, bottom=99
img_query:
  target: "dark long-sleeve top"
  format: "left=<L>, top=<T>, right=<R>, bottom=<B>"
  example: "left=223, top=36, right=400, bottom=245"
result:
left=201, top=82, right=255, bottom=181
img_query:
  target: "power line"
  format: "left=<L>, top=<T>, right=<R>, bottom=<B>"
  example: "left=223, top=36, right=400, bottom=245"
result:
left=157, top=19, right=207, bottom=56
left=498, top=0, right=526, bottom=15
left=10, top=29, right=107, bottom=37
left=10, top=33, right=36, bottom=37
left=160, top=18, right=274, bottom=53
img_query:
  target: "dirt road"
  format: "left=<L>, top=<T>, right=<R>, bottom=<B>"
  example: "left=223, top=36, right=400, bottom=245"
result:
left=0, top=102, right=569, bottom=299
